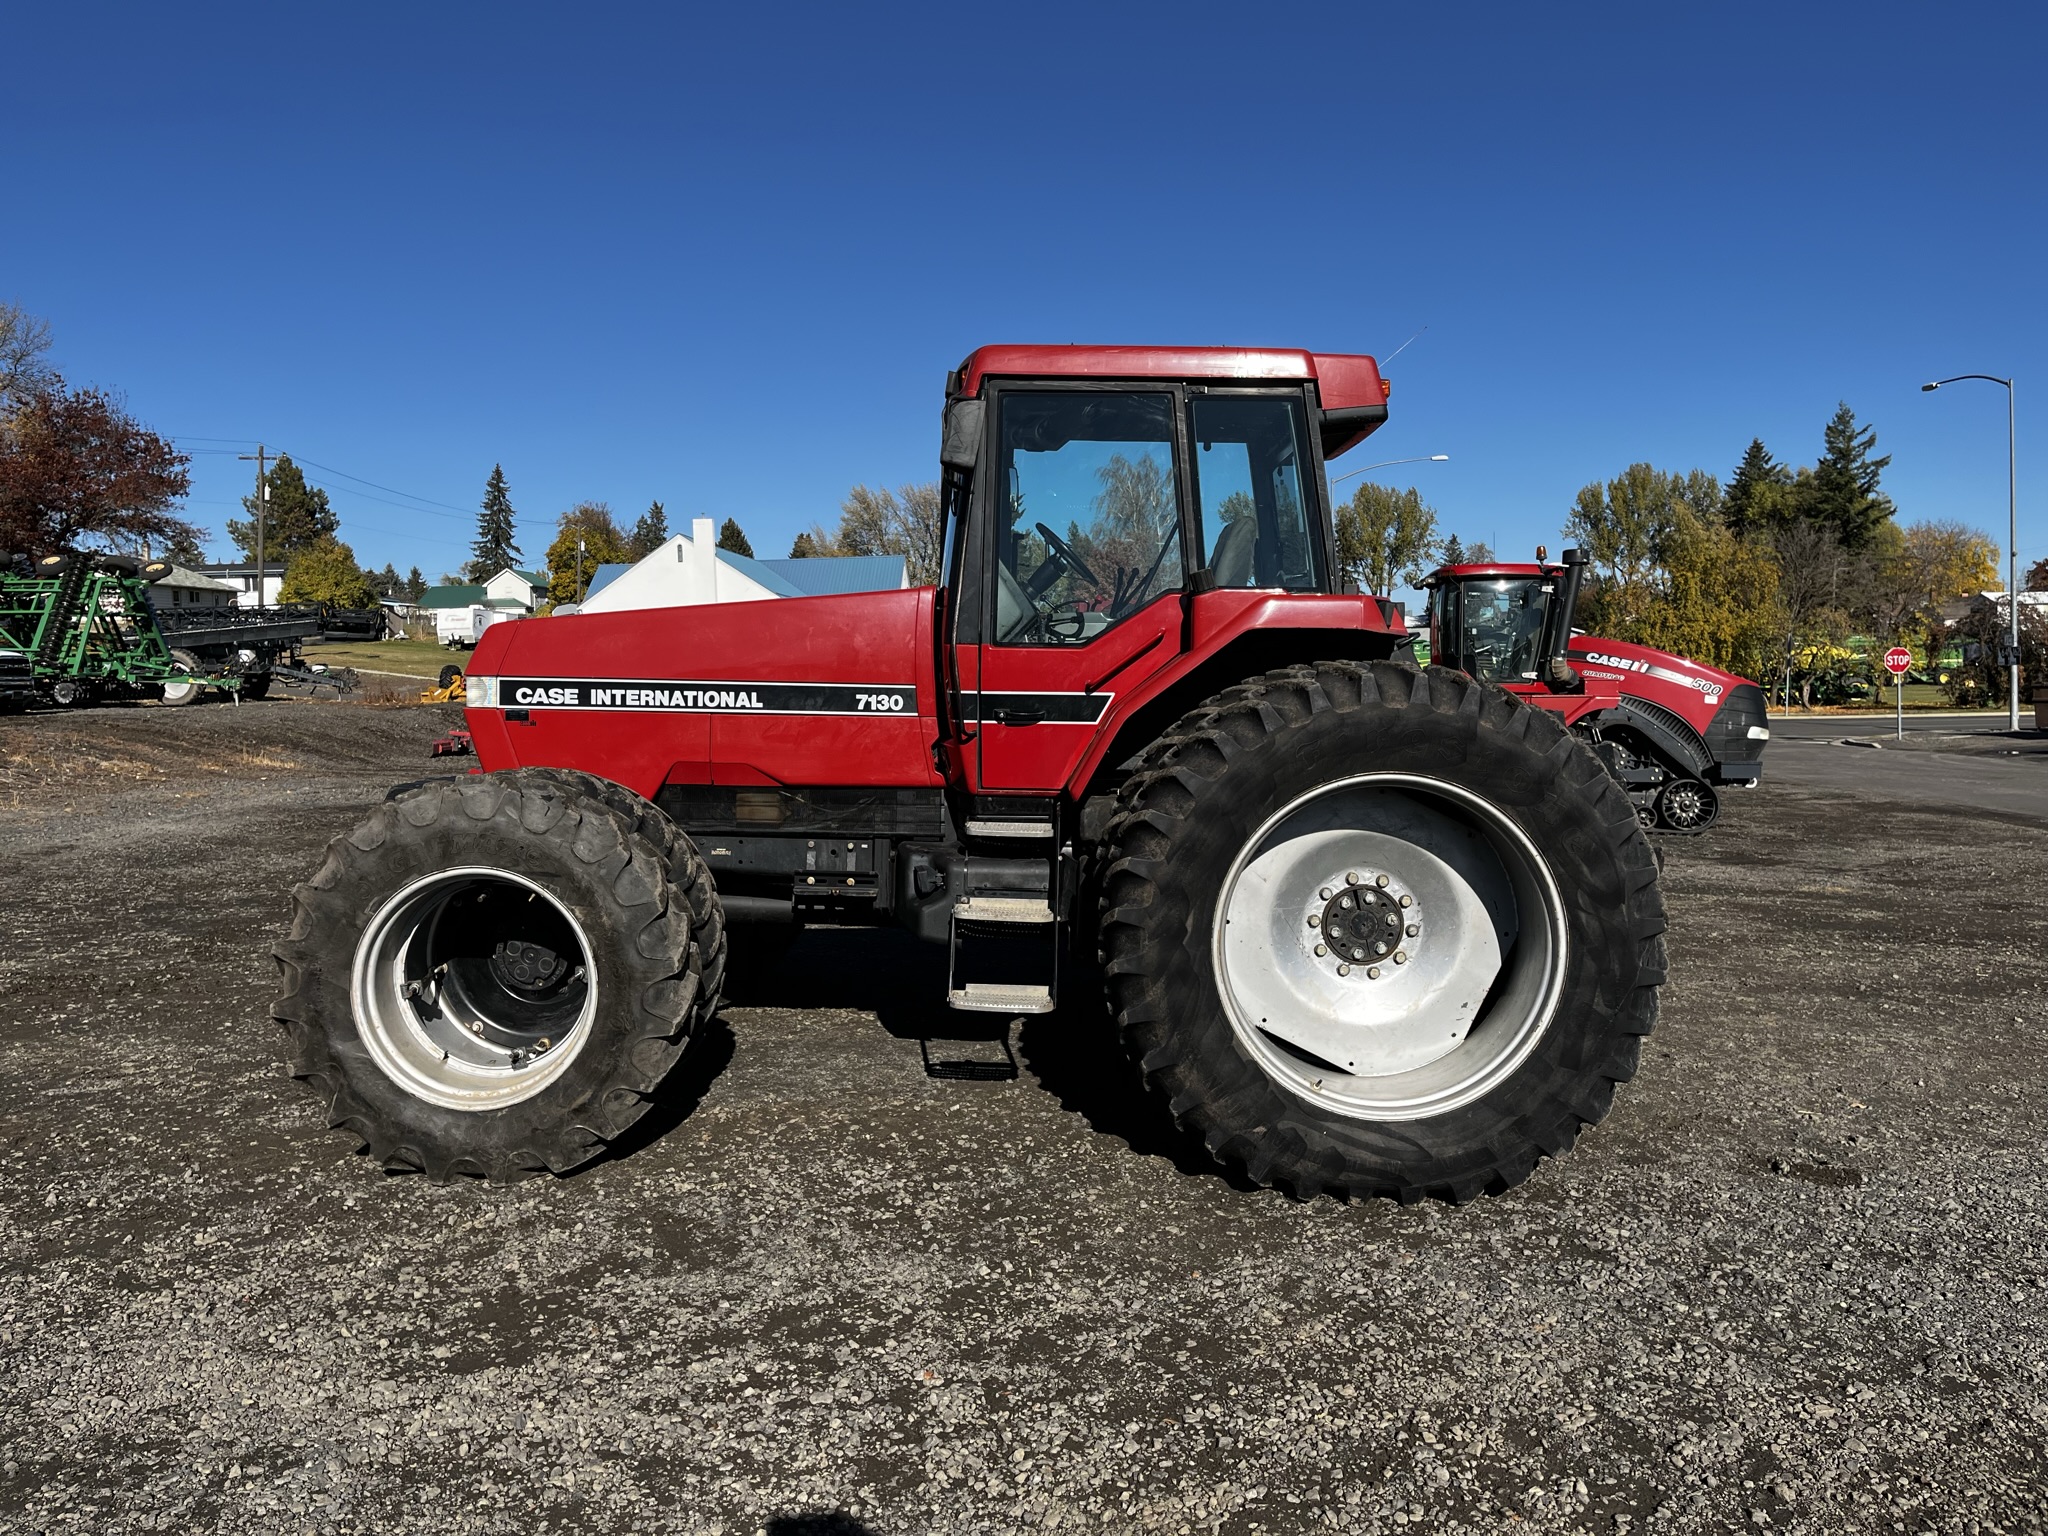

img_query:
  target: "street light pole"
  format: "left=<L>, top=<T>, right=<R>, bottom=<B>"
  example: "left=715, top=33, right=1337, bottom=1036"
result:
left=1331, top=453, right=1450, bottom=485
left=1922, top=375, right=2020, bottom=730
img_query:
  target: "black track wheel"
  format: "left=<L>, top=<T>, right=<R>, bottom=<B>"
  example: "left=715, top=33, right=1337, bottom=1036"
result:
left=159, top=647, right=205, bottom=707
left=437, top=663, right=463, bottom=690
left=272, top=770, right=724, bottom=1181
left=1098, top=661, right=1666, bottom=1204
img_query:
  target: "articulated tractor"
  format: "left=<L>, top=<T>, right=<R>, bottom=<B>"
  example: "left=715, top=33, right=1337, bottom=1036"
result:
left=276, top=345, right=1667, bottom=1202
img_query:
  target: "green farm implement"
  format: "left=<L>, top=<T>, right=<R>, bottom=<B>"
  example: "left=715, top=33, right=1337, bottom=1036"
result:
left=0, top=550, right=357, bottom=710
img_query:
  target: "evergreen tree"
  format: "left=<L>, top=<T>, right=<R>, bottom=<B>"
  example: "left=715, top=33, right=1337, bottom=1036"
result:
left=789, top=530, right=823, bottom=558
left=374, top=561, right=401, bottom=596
left=404, top=565, right=425, bottom=600
left=466, top=464, right=521, bottom=580
left=163, top=526, right=209, bottom=566
left=1723, top=437, right=1792, bottom=535
left=717, top=517, right=754, bottom=557
left=1810, top=403, right=1895, bottom=550
left=628, top=500, right=670, bottom=558
left=226, top=453, right=336, bottom=562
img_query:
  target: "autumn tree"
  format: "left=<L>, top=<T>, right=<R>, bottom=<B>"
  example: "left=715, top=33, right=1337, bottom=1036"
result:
left=1334, top=483, right=1441, bottom=595
left=794, top=484, right=944, bottom=584
left=629, top=500, right=670, bottom=558
left=0, top=378, right=197, bottom=556
left=227, top=453, right=336, bottom=563
left=716, top=517, right=754, bottom=557
left=2028, top=557, right=2048, bottom=592
left=279, top=537, right=379, bottom=609
left=0, top=302, right=56, bottom=406
left=466, top=464, right=521, bottom=580
left=544, top=502, right=632, bottom=607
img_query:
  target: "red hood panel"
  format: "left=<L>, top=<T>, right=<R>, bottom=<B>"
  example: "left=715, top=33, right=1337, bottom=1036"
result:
left=1567, top=636, right=1754, bottom=734
left=464, top=589, right=942, bottom=798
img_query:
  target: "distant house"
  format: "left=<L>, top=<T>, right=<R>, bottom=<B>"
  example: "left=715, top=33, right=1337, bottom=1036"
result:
left=483, top=568, right=548, bottom=610
left=579, top=518, right=909, bottom=614
left=152, top=565, right=240, bottom=609
left=196, top=562, right=286, bottom=609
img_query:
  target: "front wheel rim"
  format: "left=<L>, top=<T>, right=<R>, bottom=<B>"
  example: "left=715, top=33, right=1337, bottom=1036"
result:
left=1212, top=773, right=1569, bottom=1121
left=351, top=866, right=598, bottom=1111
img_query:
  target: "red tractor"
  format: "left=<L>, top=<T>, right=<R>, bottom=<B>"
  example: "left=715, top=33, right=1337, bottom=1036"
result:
left=275, top=345, right=1664, bottom=1202
left=1421, top=553, right=1770, bottom=832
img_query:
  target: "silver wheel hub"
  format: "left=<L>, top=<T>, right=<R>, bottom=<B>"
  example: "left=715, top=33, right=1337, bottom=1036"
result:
left=1213, top=775, right=1568, bottom=1120
left=351, top=867, right=597, bottom=1112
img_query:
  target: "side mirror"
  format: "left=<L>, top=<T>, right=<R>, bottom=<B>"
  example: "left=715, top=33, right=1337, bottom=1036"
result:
left=940, top=399, right=984, bottom=471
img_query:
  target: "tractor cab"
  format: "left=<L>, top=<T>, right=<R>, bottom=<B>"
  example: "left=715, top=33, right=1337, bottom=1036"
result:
left=1423, top=549, right=1585, bottom=688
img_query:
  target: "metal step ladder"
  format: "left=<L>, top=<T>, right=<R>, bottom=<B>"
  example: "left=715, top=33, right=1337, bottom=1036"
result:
left=946, top=888, right=1056, bottom=1016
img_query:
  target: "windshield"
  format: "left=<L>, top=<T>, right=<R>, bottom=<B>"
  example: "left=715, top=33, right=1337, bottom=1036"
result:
left=1439, top=577, right=1550, bottom=682
left=991, top=391, right=1183, bottom=645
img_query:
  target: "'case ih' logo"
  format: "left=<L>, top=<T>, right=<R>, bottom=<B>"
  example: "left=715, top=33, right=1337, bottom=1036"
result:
left=1575, top=651, right=1724, bottom=702
left=497, top=677, right=917, bottom=716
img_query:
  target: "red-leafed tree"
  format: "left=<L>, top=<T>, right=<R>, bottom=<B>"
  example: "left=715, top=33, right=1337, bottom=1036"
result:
left=0, top=378, right=197, bottom=556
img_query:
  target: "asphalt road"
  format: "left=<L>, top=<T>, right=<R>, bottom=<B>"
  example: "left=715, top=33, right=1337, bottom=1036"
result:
left=1762, top=714, right=2048, bottom=825
left=2, top=698, right=2045, bottom=1536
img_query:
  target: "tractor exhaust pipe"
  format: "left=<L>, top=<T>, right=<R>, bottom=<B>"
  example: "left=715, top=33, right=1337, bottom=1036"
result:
left=1541, top=547, right=1586, bottom=687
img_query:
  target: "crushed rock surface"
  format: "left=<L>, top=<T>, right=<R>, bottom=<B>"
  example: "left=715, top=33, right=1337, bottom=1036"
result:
left=1, top=698, right=2044, bottom=1535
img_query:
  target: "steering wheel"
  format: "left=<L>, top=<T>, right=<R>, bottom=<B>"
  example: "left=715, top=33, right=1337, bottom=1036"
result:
left=1034, top=522, right=1103, bottom=591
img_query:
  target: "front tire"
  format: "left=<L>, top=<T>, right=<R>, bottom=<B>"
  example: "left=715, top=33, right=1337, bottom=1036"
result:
left=1099, top=662, right=1665, bottom=1203
left=273, top=771, right=723, bottom=1181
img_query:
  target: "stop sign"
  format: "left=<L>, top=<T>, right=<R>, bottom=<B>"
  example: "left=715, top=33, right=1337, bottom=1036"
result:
left=1884, top=646, right=1912, bottom=676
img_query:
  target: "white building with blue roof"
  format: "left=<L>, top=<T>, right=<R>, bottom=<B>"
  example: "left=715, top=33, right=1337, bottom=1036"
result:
left=578, top=519, right=908, bottom=613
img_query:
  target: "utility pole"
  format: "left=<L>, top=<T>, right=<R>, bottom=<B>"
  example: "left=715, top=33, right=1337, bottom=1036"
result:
left=574, top=536, right=586, bottom=603
left=237, top=445, right=273, bottom=611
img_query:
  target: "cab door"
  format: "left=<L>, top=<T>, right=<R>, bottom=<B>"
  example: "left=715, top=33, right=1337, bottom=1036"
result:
left=972, top=386, right=1191, bottom=792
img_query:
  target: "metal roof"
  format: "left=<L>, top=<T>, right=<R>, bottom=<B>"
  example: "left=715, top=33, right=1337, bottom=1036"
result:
left=758, top=554, right=909, bottom=596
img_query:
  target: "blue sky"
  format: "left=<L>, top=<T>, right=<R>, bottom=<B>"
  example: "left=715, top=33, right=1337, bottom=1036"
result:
left=9, top=3, right=2043, bottom=594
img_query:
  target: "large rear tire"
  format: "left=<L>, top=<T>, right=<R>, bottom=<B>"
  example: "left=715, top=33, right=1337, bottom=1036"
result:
left=1098, top=662, right=1664, bottom=1203
left=272, top=770, right=723, bottom=1181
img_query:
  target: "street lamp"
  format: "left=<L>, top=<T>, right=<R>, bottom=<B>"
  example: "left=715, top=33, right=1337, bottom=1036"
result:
left=1922, top=374, right=2020, bottom=730
left=1332, top=453, right=1450, bottom=485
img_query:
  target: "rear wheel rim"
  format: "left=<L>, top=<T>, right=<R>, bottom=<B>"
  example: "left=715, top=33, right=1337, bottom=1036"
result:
left=351, top=866, right=598, bottom=1111
left=1211, top=773, right=1569, bottom=1121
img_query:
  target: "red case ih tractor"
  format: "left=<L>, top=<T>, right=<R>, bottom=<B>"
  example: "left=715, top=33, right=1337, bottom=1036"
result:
left=1421, top=553, right=1770, bottom=832
left=275, top=346, right=1664, bottom=1202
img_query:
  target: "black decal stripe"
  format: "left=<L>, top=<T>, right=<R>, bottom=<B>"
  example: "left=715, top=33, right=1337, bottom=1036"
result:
left=495, top=678, right=919, bottom=715
left=965, top=691, right=1114, bottom=725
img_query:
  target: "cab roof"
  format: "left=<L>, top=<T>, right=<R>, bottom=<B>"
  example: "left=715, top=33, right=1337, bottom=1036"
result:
left=1425, top=564, right=1553, bottom=585
left=954, top=345, right=1390, bottom=456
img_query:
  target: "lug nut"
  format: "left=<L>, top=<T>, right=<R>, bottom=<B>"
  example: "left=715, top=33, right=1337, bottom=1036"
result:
left=1351, top=949, right=1365, bottom=961
left=1307, top=915, right=1320, bottom=928
left=1375, top=873, right=1389, bottom=888
left=1337, top=963, right=1351, bottom=976
left=1345, top=871, right=1359, bottom=886
left=1339, top=895, right=1353, bottom=909
left=1319, top=887, right=1332, bottom=901
left=1373, top=942, right=1387, bottom=956
left=1314, top=944, right=1327, bottom=957
left=1385, top=914, right=1398, bottom=927
left=1399, top=894, right=1412, bottom=908
left=1367, top=966, right=1381, bottom=979
left=1406, top=923, right=1420, bottom=936
left=1393, top=950, right=1408, bottom=965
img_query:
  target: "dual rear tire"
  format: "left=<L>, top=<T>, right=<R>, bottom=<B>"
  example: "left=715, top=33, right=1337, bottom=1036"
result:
left=273, top=771, right=723, bottom=1181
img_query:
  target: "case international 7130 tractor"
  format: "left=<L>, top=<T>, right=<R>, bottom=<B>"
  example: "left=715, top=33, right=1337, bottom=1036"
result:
left=275, top=345, right=1666, bottom=1202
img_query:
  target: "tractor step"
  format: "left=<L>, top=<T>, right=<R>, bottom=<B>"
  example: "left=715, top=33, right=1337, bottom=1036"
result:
left=964, top=818, right=1056, bottom=840
left=918, top=1030, right=1019, bottom=1080
left=953, top=895, right=1054, bottom=924
left=947, top=982, right=1054, bottom=1015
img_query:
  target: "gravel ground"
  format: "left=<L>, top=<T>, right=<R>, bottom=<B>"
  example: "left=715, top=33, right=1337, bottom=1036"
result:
left=2, top=697, right=2045, bottom=1536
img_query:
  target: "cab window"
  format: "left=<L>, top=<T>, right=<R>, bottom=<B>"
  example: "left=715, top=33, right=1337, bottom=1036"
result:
left=1190, top=395, right=1317, bottom=590
left=991, top=391, right=1183, bottom=646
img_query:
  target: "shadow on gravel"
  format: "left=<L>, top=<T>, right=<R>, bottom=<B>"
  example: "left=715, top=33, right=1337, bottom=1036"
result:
left=719, top=924, right=1252, bottom=1191
left=576, top=1015, right=737, bottom=1174
left=765, top=1514, right=876, bottom=1536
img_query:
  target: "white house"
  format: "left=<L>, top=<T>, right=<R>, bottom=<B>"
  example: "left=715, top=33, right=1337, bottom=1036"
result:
left=197, top=562, right=286, bottom=609
left=483, top=568, right=548, bottom=611
left=578, top=518, right=909, bottom=614
left=152, top=565, right=240, bottom=609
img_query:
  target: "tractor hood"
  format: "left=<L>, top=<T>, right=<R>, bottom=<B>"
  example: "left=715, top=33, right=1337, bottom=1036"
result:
left=1568, top=636, right=1755, bottom=733
left=462, top=588, right=944, bottom=800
